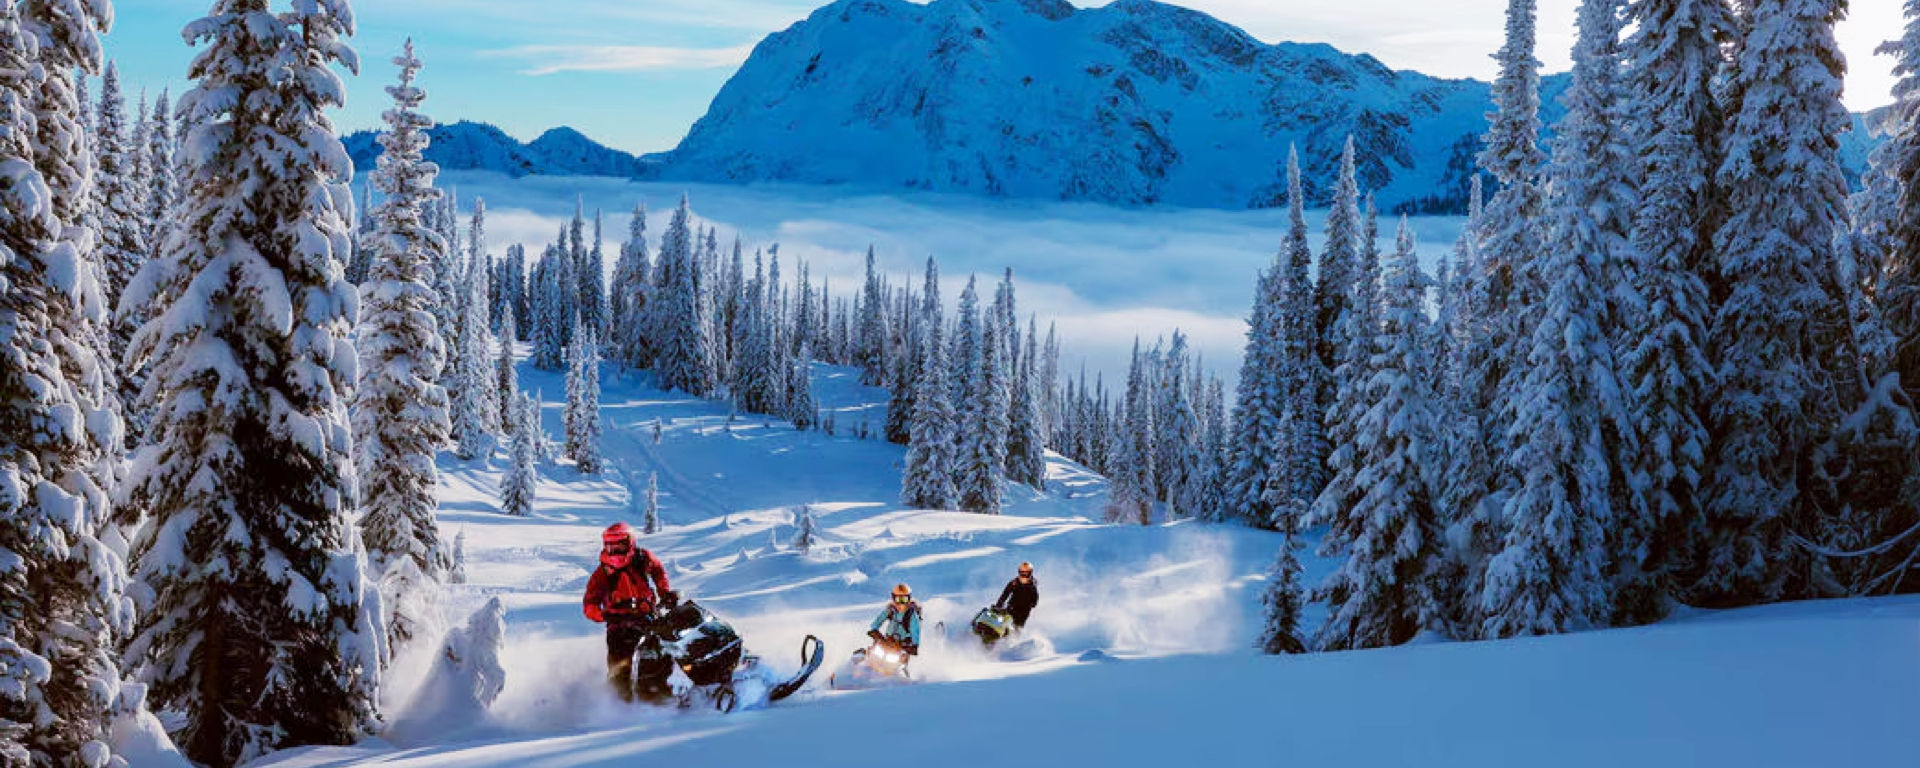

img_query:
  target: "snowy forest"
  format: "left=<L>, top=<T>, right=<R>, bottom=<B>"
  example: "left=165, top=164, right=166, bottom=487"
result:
left=3, top=0, right=1919, bottom=766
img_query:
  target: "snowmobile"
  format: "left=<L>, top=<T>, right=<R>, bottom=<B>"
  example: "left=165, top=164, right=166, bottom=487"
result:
left=827, top=635, right=915, bottom=689
left=932, top=607, right=1047, bottom=660
left=627, top=598, right=825, bottom=712
left=969, top=607, right=1015, bottom=647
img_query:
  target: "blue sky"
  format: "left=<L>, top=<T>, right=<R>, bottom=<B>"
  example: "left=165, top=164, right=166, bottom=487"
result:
left=104, top=0, right=1904, bottom=155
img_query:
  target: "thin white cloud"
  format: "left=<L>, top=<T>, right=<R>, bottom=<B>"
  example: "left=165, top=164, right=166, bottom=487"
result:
left=483, top=44, right=758, bottom=75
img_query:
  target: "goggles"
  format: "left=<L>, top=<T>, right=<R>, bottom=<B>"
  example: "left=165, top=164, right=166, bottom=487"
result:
left=893, top=595, right=912, bottom=604
left=605, top=541, right=632, bottom=554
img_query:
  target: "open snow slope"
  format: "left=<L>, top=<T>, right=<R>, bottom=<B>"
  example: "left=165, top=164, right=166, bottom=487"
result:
left=244, top=352, right=1920, bottom=768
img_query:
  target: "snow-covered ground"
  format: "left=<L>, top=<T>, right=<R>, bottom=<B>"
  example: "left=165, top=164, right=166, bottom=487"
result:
left=232, top=350, right=1920, bottom=768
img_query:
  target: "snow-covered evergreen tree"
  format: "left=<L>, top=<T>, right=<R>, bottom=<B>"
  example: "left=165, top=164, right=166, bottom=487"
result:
left=951, top=274, right=981, bottom=410
left=450, top=530, right=468, bottom=585
left=143, top=87, right=176, bottom=248
left=496, top=302, right=520, bottom=435
left=792, top=505, right=818, bottom=554
left=1482, top=1, right=1644, bottom=632
left=1699, top=0, right=1856, bottom=606
left=902, top=258, right=959, bottom=510
left=1154, top=331, right=1201, bottom=516
left=1882, top=0, right=1920, bottom=407
left=1105, top=339, right=1157, bottom=525
left=579, top=208, right=606, bottom=338
left=958, top=304, right=1011, bottom=515
left=1275, top=148, right=1329, bottom=531
left=1041, top=322, right=1061, bottom=446
left=121, top=4, right=381, bottom=764
left=1315, top=135, right=1363, bottom=379
left=452, top=198, right=498, bottom=459
left=788, top=339, right=818, bottom=430
left=857, top=246, right=888, bottom=385
left=653, top=197, right=715, bottom=396
left=1311, top=219, right=1446, bottom=650
left=1225, top=223, right=1289, bottom=527
left=1258, top=534, right=1308, bottom=654
left=610, top=202, right=651, bottom=369
left=643, top=471, right=661, bottom=534
left=564, top=322, right=604, bottom=473
left=429, top=193, right=462, bottom=383
left=122, top=89, right=177, bottom=440
left=95, top=62, right=145, bottom=311
left=1008, top=316, right=1047, bottom=489
left=883, top=300, right=920, bottom=445
left=351, top=38, right=452, bottom=662
left=530, top=244, right=566, bottom=370
left=1, top=2, right=131, bottom=764
left=1620, top=0, right=1734, bottom=613
left=502, top=393, right=539, bottom=518
left=1474, top=0, right=1550, bottom=521
left=1545, top=0, right=1658, bottom=625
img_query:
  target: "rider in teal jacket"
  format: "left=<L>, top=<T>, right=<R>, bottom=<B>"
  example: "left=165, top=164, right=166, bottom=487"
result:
left=868, top=583, right=922, bottom=655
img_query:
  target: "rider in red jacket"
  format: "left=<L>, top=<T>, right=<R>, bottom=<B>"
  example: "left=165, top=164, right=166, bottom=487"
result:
left=585, top=522, right=675, bottom=701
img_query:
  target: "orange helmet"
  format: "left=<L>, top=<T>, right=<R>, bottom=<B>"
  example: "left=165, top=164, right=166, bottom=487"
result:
left=891, top=583, right=912, bottom=603
left=1018, top=562, right=1033, bottom=577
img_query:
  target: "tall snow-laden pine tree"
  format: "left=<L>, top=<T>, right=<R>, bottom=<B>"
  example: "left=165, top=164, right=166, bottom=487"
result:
left=1699, top=0, right=1856, bottom=606
left=2, top=2, right=132, bottom=765
left=530, top=244, right=565, bottom=371
left=958, top=305, right=1010, bottom=515
left=95, top=63, right=147, bottom=375
left=143, top=88, right=176, bottom=268
left=883, top=293, right=920, bottom=446
left=451, top=198, right=497, bottom=459
left=1154, top=330, right=1201, bottom=516
left=610, top=202, right=651, bottom=369
left=1225, top=223, right=1289, bottom=526
left=1620, top=0, right=1733, bottom=612
left=1475, top=0, right=1550, bottom=520
left=1543, top=0, right=1657, bottom=626
left=121, top=3, right=382, bottom=765
left=653, top=197, right=714, bottom=396
left=1105, top=339, right=1157, bottom=525
left=502, top=392, right=538, bottom=518
left=1810, top=0, right=1920, bottom=595
left=788, top=339, right=818, bottom=430
left=642, top=471, right=661, bottom=534
left=902, top=258, right=959, bottom=510
left=1884, top=0, right=1920, bottom=407
left=1316, top=136, right=1363, bottom=378
left=1481, top=0, right=1643, bottom=634
left=428, top=193, right=462, bottom=383
left=496, top=303, right=521, bottom=437
left=580, top=208, right=606, bottom=336
left=1310, top=219, right=1446, bottom=650
left=1258, top=532, right=1308, bottom=654
left=351, top=38, right=452, bottom=663
left=1041, top=322, right=1061, bottom=446
left=1008, top=316, right=1047, bottom=489
left=1275, top=147, right=1328, bottom=531
left=564, top=321, right=603, bottom=473
left=858, top=246, right=888, bottom=385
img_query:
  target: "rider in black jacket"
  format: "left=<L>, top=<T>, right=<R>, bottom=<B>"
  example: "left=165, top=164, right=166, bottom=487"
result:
left=993, top=562, right=1039, bottom=630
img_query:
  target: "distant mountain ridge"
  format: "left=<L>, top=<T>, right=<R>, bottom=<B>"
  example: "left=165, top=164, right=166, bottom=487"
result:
left=353, top=0, right=1881, bottom=213
left=637, top=0, right=1878, bottom=213
left=343, top=120, right=647, bottom=179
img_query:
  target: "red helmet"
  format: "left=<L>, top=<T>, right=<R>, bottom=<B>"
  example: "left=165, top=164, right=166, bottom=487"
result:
left=601, top=523, right=636, bottom=569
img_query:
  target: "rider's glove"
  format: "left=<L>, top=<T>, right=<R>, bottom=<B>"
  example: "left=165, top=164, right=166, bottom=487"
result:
left=584, top=604, right=605, bottom=623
